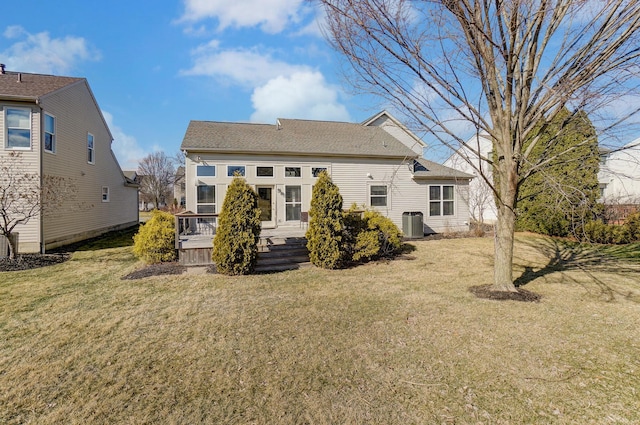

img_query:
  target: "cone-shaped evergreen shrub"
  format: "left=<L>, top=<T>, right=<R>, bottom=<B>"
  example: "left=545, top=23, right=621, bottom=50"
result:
left=212, top=176, right=261, bottom=275
left=132, top=210, right=176, bottom=264
left=306, top=171, right=345, bottom=269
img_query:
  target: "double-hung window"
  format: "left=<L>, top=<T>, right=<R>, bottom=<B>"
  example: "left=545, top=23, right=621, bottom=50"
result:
left=370, top=185, right=388, bottom=207
left=5, top=108, right=31, bottom=149
left=102, top=187, right=110, bottom=202
left=44, top=113, right=56, bottom=153
left=285, top=186, right=302, bottom=221
left=87, top=133, right=95, bottom=164
left=429, top=185, right=455, bottom=216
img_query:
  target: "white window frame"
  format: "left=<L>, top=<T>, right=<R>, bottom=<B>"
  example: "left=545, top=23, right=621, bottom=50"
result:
left=285, top=167, right=302, bottom=178
left=227, top=165, right=245, bottom=177
left=256, top=166, right=274, bottom=178
left=87, top=133, right=95, bottom=164
left=369, top=184, right=388, bottom=207
left=196, top=184, right=216, bottom=214
left=285, top=185, right=302, bottom=221
left=5, top=107, right=32, bottom=150
left=102, top=186, right=110, bottom=202
left=312, top=167, right=328, bottom=177
left=196, top=165, right=216, bottom=177
left=429, top=185, right=455, bottom=217
left=44, top=113, right=56, bottom=153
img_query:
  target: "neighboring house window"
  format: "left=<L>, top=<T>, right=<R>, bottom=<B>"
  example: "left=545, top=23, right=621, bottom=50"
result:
left=44, top=113, right=56, bottom=153
left=370, top=185, right=388, bottom=207
left=429, top=185, right=455, bottom=216
left=312, top=167, right=327, bottom=177
left=197, top=165, right=216, bottom=177
left=87, top=133, right=95, bottom=163
left=102, top=186, right=110, bottom=202
left=227, top=165, right=245, bottom=177
left=285, top=186, right=302, bottom=220
left=285, top=167, right=301, bottom=177
left=256, top=166, right=274, bottom=177
left=5, top=107, right=31, bottom=149
left=197, top=185, right=215, bottom=214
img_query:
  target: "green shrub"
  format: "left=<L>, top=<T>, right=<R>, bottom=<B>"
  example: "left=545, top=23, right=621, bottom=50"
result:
left=212, top=176, right=261, bottom=275
left=625, top=212, right=640, bottom=241
left=306, top=171, right=345, bottom=269
left=350, top=209, right=403, bottom=262
left=132, top=210, right=176, bottom=264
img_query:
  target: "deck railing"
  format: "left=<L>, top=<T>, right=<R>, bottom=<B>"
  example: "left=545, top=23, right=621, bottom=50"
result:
left=175, top=212, right=218, bottom=249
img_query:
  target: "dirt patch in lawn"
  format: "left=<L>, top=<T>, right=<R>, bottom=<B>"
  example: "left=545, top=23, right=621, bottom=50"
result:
left=121, top=262, right=187, bottom=280
left=0, top=253, right=71, bottom=272
left=469, top=284, right=541, bottom=302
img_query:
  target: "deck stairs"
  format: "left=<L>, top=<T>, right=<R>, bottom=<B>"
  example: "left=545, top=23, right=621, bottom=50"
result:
left=256, top=235, right=310, bottom=273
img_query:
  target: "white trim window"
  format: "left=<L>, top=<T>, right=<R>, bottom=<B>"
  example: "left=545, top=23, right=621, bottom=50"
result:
left=87, top=133, right=95, bottom=164
left=227, top=165, right=245, bottom=177
left=196, top=165, right=216, bottom=177
left=285, top=167, right=301, bottom=177
left=44, top=113, right=56, bottom=153
left=5, top=107, right=31, bottom=149
left=429, top=185, right=455, bottom=216
left=102, top=186, right=110, bottom=202
left=312, top=167, right=327, bottom=177
left=370, top=185, right=388, bottom=207
left=197, top=185, right=216, bottom=214
left=256, top=166, right=274, bottom=177
left=285, top=185, right=302, bottom=221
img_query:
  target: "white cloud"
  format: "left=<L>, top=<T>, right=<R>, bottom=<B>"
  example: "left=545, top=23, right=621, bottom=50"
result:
left=103, top=111, right=147, bottom=171
left=250, top=71, right=350, bottom=123
left=1, top=26, right=99, bottom=75
left=181, top=44, right=307, bottom=86
left=180, top=0, right=306, bottom=34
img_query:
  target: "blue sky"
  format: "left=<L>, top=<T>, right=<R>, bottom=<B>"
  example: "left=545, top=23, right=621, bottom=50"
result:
left=0, top=0, right=382, bottom=169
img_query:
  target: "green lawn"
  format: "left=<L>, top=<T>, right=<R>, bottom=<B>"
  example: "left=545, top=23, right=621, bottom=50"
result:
left=1, top=231, right=639, bottom=424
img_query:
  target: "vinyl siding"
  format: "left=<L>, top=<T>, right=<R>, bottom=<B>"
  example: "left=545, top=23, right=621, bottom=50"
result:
left=0, top=102, right=42, bottom=252
left=39, top=82, right=138, bottom=249
left=366, top=115, right=425, bottom=155
left=185, top=152, right=470, bottom=233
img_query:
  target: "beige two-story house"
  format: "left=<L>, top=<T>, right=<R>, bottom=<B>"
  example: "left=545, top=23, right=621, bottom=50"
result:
left=180, top=111, right=473, bottom=235
left=0, top=66, right=139, bottom=253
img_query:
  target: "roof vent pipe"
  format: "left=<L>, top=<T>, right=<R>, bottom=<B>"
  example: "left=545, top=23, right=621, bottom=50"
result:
left=17, top=73, right=22, bottom=82
left=0, top=64, right=5, bottom=74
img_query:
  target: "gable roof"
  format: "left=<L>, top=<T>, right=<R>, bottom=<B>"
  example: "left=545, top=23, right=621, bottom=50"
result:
left=181, top=118, right=418, bottom=158
left=0, top=71, right=84, bottom=100
left=413, top=158, right=474, bottom=179
left=362, top=110, right=426, bottom=149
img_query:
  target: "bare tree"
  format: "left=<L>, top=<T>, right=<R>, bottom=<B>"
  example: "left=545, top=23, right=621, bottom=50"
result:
left=320, top=0, right=640, bottom=291
left=137, top=152, right=177, bottom=210
left=0, top=152, right=77, bottom=259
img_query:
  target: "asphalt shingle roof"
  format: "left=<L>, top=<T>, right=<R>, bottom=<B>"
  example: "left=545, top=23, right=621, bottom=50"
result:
left=180, top=118, right=418, bottom=158
left=413, top=158, right=474, bottom=179
left=0, top=71, right=83, bottom=100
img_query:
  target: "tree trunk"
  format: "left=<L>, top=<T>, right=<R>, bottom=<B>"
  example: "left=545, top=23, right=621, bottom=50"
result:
left=6, top=232, right=17, bottom=260
left=494, top=203, right=517, bottom=292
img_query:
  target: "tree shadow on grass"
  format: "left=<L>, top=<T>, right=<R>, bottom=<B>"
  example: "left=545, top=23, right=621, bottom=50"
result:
left=514, top=237, right=640, bottom=302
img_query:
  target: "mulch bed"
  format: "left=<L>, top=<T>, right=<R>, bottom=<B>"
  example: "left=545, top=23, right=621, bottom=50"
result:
left=121, top=262, right=186, bottom=280
left=469, top=284, right=541, bottom=302
left=0, top=253, right=71, bottom=272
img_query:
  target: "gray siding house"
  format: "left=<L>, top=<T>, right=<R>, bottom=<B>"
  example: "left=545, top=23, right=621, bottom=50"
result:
left=0, top=67, right=139, bottom=253
left=180, top=112, right=473, bottom=235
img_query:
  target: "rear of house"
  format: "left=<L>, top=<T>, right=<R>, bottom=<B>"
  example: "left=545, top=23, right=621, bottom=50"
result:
left=180, top=114, right=472, bottom=236
left=0, top=68, right=138, bottom=253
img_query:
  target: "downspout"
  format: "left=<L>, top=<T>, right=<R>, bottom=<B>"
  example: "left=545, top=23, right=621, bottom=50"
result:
left=36, top=97, right=45, bottom=253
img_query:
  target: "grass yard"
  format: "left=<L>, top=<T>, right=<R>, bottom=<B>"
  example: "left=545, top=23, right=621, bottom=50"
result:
left=1, top=231, right=639, bottom=424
